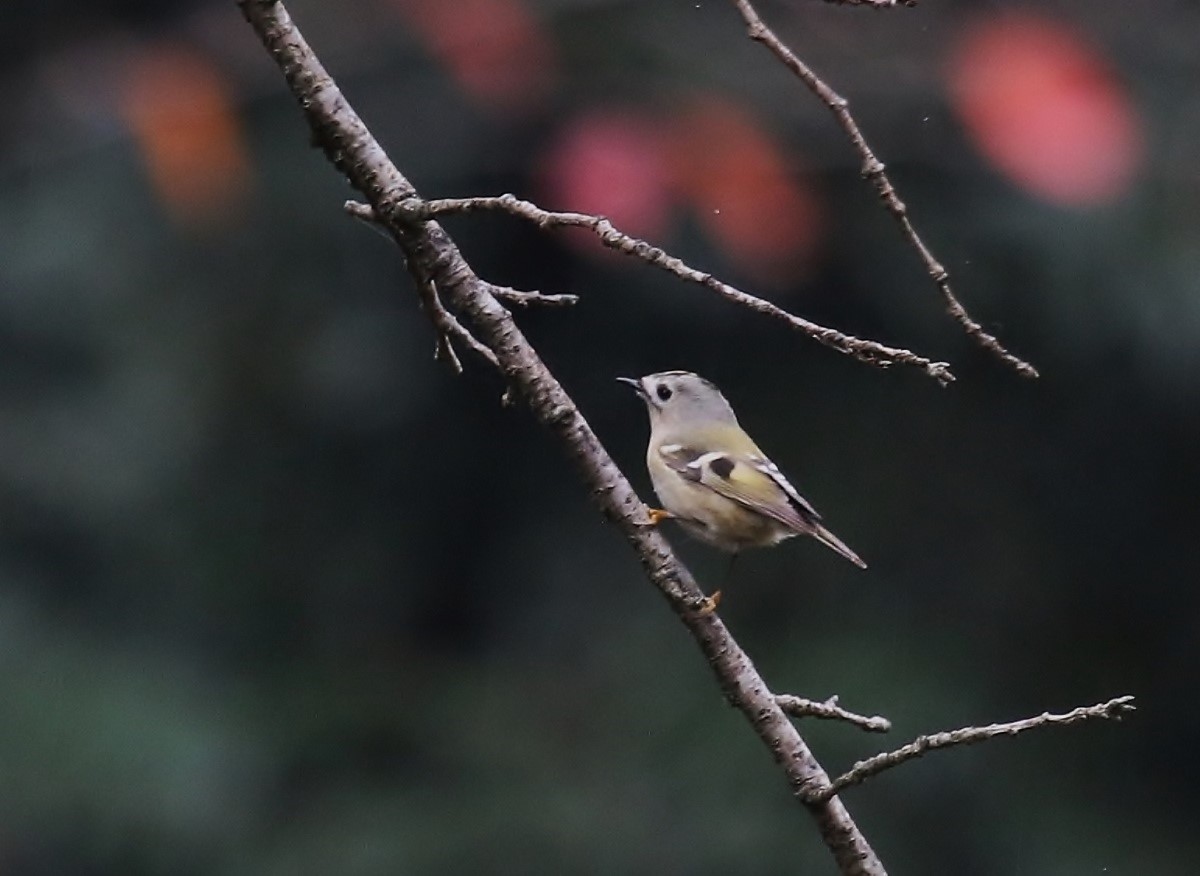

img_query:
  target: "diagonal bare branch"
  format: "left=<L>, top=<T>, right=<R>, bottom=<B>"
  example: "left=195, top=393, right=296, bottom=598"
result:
left=238, top=2, right=886, bottom=872
left=728, top=0, right=1038, bottom=379
left=238, top=4, right=1126, bottom=873
left=811, top=696, right=1137, bottom=802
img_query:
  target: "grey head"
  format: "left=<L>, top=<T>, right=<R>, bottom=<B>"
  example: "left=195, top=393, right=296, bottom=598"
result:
left=617, top=370, right=738, bottom=430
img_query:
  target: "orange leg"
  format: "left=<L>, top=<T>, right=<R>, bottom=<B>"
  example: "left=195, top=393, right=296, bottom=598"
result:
left=645, top=507, right=674, bottom=526
left=695, top=590, right=722, bottom=616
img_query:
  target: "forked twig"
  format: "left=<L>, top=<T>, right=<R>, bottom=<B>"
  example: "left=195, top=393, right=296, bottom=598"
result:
left=811, top=696, right=1136, bottom=802
left=777, top=694, right=892, bottom=733
left=421, top=194, right=955, bottom=385
left=416, top=277, right=499, bottom=372
left=346, top=200, right=578, bottom=309
left=728, top=0, right=1038, bottom=379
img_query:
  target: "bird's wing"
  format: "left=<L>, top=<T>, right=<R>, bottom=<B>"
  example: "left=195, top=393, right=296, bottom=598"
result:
left=657, top=444, right=820, bottom=532
left=659, top=444, right=867, bottom=568
left=745, top=454, right=822, bottom=522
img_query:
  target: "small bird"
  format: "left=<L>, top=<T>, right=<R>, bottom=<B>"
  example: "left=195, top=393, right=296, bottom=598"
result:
left=619, top=371, right=865, bottom=605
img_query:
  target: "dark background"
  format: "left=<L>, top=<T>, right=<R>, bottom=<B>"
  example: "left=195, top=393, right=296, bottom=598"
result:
left=2, top=0, right=1197, bottom=873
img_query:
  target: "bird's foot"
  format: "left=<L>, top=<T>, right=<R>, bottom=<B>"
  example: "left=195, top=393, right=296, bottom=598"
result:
left=695, top=590, right=722, bottom=616
left=644, top=507, right=674, bottom=527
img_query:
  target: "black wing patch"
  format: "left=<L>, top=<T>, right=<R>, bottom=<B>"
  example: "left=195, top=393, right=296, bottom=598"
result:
left=659, top=445, right=734, bottom=482
left=708, top=455, right=735, bottom=479
left=658, top=444, right=824, bottom=531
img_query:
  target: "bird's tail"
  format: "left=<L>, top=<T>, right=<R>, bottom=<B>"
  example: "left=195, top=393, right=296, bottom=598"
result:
left=811, top=523, right=868, bottom=569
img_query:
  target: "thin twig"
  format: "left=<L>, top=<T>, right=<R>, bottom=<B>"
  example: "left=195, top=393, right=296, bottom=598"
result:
left=777, top=694, right=892, bottom=733
left=344, top=199, right=378, bottom=224
left=351, top=197, right=501, bottom=369
left=348, top=200, right=579, bottom=309
left=492, top=285, right=579, bottom=308
left=424, top=298, right=462, bottom=371
left=811, top=696, right=1136, bottom=802
left=417, top=277, right=499, bottom=371
left=423, top=194, right=955, bottom=385
left=728, top=0, right=1038, bottom=379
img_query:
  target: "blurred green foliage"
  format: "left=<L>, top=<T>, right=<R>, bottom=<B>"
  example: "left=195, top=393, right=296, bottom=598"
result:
left=2, top=1, right=1198, bottom=874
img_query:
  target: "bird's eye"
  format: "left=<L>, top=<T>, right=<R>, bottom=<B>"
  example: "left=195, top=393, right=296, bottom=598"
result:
left=656, top=385, right=673, bottom=401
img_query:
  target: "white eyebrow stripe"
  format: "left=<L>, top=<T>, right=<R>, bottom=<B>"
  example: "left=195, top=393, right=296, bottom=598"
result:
left=659, top=443, right=684, bottom=455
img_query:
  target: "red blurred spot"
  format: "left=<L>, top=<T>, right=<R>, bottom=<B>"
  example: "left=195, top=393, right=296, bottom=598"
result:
left=121, top=43, right=250, bottom=225
left=537, top=109, right=672, bottom=251
left=947, top=12, right=1142, bottom=207
left=391, top=0, right=556, bottom=112
left=669, top=98, right=822, bottom=286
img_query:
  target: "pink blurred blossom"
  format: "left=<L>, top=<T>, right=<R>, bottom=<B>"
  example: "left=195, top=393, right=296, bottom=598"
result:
left=948, top=12, right=1143, bottom=207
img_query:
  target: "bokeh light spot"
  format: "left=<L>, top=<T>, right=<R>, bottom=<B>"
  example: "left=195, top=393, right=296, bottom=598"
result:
left=537, top=109, right=672, bottom=253
left=669, top=97, right=822, bottom=286
left=947, top=12, right=1143, bottom=207
left=121, top=42, right=250, bottom=226
left=391, top=0, right=557, bottom=112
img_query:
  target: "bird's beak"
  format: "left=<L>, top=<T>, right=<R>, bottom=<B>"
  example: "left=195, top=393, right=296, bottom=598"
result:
left=616, top=376, right=647, bottom=399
